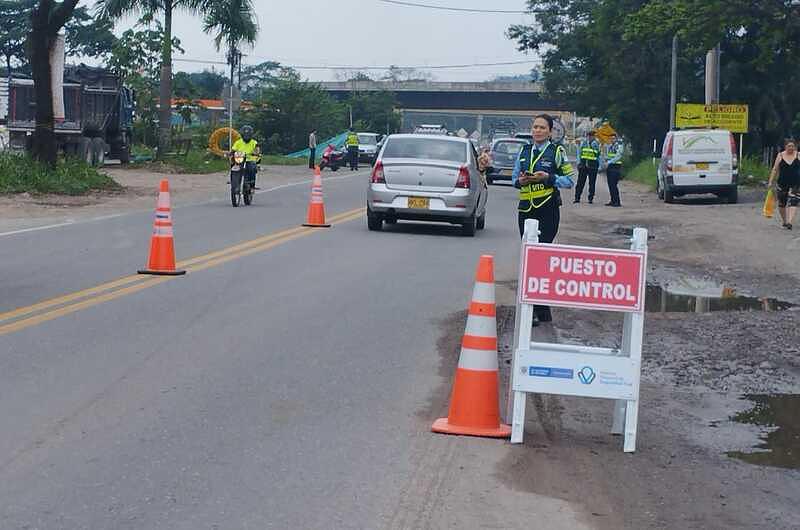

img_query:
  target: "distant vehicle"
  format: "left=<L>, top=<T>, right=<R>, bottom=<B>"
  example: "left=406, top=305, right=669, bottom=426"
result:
left=413, top=124, right=448, bottom=135
left=357, top=132, right=380, bottom=163
left=6, top=64, right=133, bottom=165
left=319, top=144, right=345, bottom=171
left=657, top=129, right=738, bottom=204
left=514, top=132, right=533, bottom=142
left=485, top=138, right=528, bottom=185
left=367, top=134, right=488, bottom=236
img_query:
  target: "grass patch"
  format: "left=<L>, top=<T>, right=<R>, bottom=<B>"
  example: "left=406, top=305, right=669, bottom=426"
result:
left=739, top=156, right=770, bottom=186
left=626, top=158, right=658, bottom=189
left=0, top=153, right=121, bottom=195
left=129, top=147, right=307, bottom=174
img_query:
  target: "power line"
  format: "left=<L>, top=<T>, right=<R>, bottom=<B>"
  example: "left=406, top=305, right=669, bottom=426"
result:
left=175, top=57, right=543, bottom=70
left=376, top=0, right=535, bottom=14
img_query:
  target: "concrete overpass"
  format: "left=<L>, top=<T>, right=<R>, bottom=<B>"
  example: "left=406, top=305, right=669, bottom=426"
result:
left=319, top=80, right=576, bottom=141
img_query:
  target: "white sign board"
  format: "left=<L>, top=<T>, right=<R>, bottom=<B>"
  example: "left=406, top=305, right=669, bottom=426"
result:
left=508, top=219, right=648, bottom=453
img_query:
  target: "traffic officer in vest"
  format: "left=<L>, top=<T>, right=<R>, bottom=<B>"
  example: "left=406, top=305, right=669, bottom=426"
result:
left=345, top=128, right=359, bottom=171
left=574, top=130, right=601, bottom=204
left=605, top=133, right=625, bottom=207
left=230, top=125, right=261, bottom=189
left=512, top=114, right=575, bottom=324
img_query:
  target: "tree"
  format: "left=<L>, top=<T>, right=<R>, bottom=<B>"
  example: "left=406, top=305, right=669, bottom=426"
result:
left=201, top=0, right=258, bottom=93
left=242, top=70, right=344, bottom=153
left=107, top=17, right=183, bottom=147
left=508, top=0, right=800, bottom=156
left=1, top=0, right=115, bottom=79
left=381, top=65, right=434, bottom=83
left=240, top=60, right=282, bottom=98
left=96, top=0, right=211, bottom=158
left=28, top=0, right=80, bottom=167
left=173, top=70, right=227, bottom=99
left=344, top=91, right=399, bottom=134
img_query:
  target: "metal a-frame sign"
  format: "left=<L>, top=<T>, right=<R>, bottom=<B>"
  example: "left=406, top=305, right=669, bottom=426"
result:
left=508, top=219, right=648, bottom=452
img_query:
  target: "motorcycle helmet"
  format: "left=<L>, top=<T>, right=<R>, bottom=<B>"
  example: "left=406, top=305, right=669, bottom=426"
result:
left=240, top=125, right=254, bottom=141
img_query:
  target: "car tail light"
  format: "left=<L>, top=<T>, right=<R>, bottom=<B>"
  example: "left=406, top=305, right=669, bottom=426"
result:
left=730, top=133, right=738, bottom=169
left=456, top=165, right=471, bottom=188
left=664, top=135, right=673, bottom=172
left=371, top=161, right=385, bottom=184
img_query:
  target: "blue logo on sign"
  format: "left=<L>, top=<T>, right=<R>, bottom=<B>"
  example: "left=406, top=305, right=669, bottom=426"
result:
left=578, top=366, right=596, bottom=385
left=529, top=366, right=573, bottom=379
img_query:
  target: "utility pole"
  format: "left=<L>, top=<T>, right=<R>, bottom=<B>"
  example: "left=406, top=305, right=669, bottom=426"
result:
left=704, top=44, right=720, bottom=104
left=669, top=34, right=677, bottom=130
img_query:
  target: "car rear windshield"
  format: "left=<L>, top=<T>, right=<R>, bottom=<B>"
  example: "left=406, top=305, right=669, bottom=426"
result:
left=358, top=134, right=377, bottom=145
left=493, top=141, right=525, bottom=155
left=382, top=138, right=466, bottom=162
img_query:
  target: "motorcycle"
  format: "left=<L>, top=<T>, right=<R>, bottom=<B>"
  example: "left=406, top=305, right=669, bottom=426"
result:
left=230, top=150, right=257, bottom=207
left=319, top=144, right=345, bottom=171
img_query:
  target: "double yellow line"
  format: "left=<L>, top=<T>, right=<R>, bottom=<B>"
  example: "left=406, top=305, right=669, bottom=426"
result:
left=0, top=207, right=365, bottom=337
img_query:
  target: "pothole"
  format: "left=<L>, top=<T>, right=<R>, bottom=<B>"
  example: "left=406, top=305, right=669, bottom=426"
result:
left=645, top=278, right=795, bottom=313
left=726, top=394, right=800, bottom=469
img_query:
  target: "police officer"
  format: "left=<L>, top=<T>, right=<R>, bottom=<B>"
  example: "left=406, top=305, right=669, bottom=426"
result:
left=345, top=128, right=359, bottom=171
left=230, top=125, right=260, bottom=189
left=512, top=114, right=575, bottom=324
left=605, top=134, right=624, bottom=207
left=574, top=131, right=600, bottom=203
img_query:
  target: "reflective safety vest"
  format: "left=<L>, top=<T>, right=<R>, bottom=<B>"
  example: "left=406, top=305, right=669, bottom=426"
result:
left=346, top=133, right=359, bottom=147
left=607, top=142, right=623, bottom=165
left=518, top=142, right=563, bottom=211
left=580, top=140, right=599, bottom=162
left=231, top=138, right=260, bottom=162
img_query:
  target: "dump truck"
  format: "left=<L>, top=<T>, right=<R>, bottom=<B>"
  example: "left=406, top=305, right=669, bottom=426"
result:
left=6, top=64, right=133, bottom=165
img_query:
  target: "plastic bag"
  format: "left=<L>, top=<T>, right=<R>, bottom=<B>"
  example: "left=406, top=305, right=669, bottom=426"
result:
left=762, top=188, right=776, bottom=218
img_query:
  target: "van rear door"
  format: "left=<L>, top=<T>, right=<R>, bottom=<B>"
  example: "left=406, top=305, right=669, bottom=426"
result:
left=672, top=131, right=733, bottom=186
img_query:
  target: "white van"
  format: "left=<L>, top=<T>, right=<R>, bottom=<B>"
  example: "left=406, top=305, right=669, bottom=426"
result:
left=657, top=129, right=738, bottom=203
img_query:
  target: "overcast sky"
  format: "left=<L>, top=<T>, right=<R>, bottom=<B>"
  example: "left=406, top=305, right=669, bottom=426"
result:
left=101, top=0, right=540, bottom=82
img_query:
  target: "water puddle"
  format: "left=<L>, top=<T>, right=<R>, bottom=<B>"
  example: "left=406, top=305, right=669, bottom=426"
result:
left=726, top=394, right=800, bottom=469
left=645, top=278, right=795, bottom=313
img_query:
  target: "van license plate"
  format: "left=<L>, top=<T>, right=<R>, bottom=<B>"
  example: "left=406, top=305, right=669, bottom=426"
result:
left=408, top=197, right=430, bottom=209
left=695, top=162, right=710, bottom=170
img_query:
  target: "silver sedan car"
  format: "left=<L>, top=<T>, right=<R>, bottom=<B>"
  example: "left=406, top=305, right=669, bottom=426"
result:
left=366, top=134, right=488, bottom=236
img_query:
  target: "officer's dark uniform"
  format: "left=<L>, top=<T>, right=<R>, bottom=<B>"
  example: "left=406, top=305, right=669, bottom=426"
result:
left=515, top=141, right=574, bottom=321
left=575, top=138, right=600, bottom=203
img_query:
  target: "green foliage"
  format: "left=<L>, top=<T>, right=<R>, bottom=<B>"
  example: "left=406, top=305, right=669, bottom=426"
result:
left=739, top=156, right=770, bottom=184
left=0, top=153, right=121, bottom=195
left=508, top=0, right=800, bottom=156
left=173, top=70, right=227, bottom=99
left=0, top=0, right=116, bottom=74
left=242, top=70, right=346, bottom=154
left=107, top=18, right=184, bottom=147
left=129, top=147, right=306, bottom=173
left=344, top=91, right=400, bottom=134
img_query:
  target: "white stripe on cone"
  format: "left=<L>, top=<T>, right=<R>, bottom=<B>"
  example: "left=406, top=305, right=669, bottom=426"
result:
left=457, top=348, right=500, bottom=371
left=471, top=281, right=495, bottom=304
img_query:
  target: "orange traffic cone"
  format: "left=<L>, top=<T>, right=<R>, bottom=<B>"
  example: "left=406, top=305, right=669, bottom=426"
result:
left=302, top=166, right=331, bottom=228
left=138, top=179, right=186, bottom=276
left=432, top=255, right=510, bottom=438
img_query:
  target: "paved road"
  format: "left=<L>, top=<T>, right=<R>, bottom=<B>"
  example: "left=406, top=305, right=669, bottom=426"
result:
left=0, top=172, right=564, bottom=528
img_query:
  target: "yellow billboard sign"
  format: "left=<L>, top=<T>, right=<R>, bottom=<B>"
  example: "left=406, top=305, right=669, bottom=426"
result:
left=675, top=103, right=749, bottom=133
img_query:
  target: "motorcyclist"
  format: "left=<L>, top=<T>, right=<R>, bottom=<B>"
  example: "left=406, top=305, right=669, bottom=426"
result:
left=230, top=125, right=261, bottom=189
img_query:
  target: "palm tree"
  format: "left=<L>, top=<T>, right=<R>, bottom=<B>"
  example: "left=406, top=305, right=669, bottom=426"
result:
left=95, top=0, right=207, bottom=158
left=202, top=0, right=258, bottom=92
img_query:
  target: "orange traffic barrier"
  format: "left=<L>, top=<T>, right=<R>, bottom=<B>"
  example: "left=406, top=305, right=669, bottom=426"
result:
left=138, top=179, right=186, bottom=276
left=302, top=166, right=331, bottom=228
left=432, top=255, right=511, bottom=438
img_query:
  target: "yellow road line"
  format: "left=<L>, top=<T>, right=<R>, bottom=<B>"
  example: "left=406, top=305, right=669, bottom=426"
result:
left=0, top=207, right=365, bottom=336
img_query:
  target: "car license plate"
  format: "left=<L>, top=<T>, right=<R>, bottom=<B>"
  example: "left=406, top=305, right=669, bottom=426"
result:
left=501, top=169, right=512, bottom=176
left=695, top=162, right=710, bottom=170
left=408, top=197, right=430, bottom=209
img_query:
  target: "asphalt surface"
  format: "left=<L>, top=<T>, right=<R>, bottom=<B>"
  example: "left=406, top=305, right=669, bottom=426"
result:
left=0, top=171, right=528, bottom=529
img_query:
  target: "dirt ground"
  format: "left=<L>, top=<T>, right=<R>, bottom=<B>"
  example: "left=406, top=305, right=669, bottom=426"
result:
left=483, top=176, right=800, bottom=529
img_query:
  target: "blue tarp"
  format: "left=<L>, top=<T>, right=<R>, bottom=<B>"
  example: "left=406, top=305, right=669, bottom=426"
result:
left=285, top=131, right=349, bottom=159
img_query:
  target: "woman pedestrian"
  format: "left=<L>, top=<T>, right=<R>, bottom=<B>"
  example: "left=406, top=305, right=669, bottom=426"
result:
left=768, top=138, right=799, bottom=230
left=512, top=114, right=575, bottom=323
